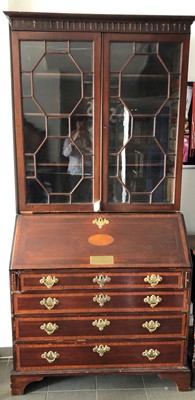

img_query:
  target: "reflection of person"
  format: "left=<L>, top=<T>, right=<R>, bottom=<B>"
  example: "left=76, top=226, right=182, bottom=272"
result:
left=62, top=118, right=92, bottom=175
left=62, top=118, right=92, bottom=201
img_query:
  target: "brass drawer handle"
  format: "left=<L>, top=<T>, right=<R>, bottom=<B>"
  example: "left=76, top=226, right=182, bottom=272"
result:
left=93, top=344, right=110, bottom=357
left=39, top=275, right=59, bottom=289
left=41, top=350, right=60, bottom=363
left=143, top=295, right=162, bottom=308
left=142, top=349, right=160, bottom=361
left=40, top=322, right=59, bottom=335
left=93, top=275, right=111, bottom=288
left=40, top=297, right=59, bottom=310
left=142, top=320, right=161, bottom=333
left=144, top=274, right=163, bottom=287
left=92, top=318, right=110, bottom=331
left=93, top=294, right=111, bottom=307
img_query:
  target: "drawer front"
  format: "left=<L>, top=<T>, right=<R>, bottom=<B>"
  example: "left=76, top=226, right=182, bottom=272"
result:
left=18, top=270, right=185, bottom=291
left=15, top=341, right=186, bottom=371
left=13, top=291, right=188, bottom=314
left=15, top=314, right=187, bottom=340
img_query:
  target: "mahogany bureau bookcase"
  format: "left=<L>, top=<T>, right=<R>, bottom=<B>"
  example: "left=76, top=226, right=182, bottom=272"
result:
left=5, top=12, right=194, bottom=395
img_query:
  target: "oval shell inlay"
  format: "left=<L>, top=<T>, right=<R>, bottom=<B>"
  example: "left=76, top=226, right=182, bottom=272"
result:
left=88, top=234, right=114, bottom=246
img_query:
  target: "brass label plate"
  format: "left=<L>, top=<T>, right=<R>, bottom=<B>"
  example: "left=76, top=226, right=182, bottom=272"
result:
left=90, top=256, right=114, bottom=265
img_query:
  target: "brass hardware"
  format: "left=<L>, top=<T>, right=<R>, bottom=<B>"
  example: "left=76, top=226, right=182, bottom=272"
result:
left=142, top=320, right=161, bottom=333
left=143, top=295, right=162, bottom=308
left=92, top=318, right=110, bottom=331
left=93, top=275, right=111, bottom=288
left=90, top=255, right=114, bottom=265
left=92, top=217, right=109, bottom=229
left=39, top=275, right=59, bottom=289
left=144, top=274, right=163, bottom=287
left=142, top=349, right=160, bottom=361
left=93, top=344, right=110, bottom=357
left=93, top=293, right=111, bottom=307
left=40, top=322, right=59, bottom=335
left=41, top=350, right=60, bottom=363
left=40, top=297, right=59, bottom=310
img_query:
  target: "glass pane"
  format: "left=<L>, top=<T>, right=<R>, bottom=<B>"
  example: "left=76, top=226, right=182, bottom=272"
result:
left=22, top=73, right=31, bottom=96
left=83, top=74, right=93, bottom=97
left=70, top=42, right=93, bottom=72
left=71, top=179, right=92, bottom=203
left=26, top=179, right=48, bottom=203
left=109, top=111, right=132, bottom=153
left=135, top=43, right=157, bottom=54
left=47, top=41, right=68, bottom=52
left=23, top=116, right=45, bottom=153
left=130, top=193, right=150, bottom=203
left=121, top=75, right=168, bottom=115
left=122, top=55, right=167, bottom=75
left=23, top=98, right=42, bottom=114
left=50, top=194, right=70, bottom=203
left=35, top=53, right=80, bottom=73
left=25, top=156, right=35, bottom=177
left=170, top=75, right=180, bottom=98
left=20, top=41, right=45, bottom=71
left=33, top=74, right=81, bottom=114
left=152, top=178, right=174, bottom=203
left=159, top=43, right=181, bottom=73
left=108, top=177, right=129, bottom=203
left=48, top=118, right=69, bottom=137
left=132, top=118, right=154, bottom=136
left=110, top=74, right=119, bottom=97
left=110, top=42, right=134, bottom=72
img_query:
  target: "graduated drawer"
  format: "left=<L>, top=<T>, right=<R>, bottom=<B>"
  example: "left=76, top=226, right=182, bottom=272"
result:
left=17, top=270, right=186, bottom=291
left=13, top=291, right=189, bottom=314
left=15, top=340, right=186, bottom=371
left=15, top=314, right=187, bottom=341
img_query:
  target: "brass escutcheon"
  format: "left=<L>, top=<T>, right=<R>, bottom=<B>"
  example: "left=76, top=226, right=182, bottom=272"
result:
left=143, top=295, right=162, bottom=308
left=39, top=275, right=59, bottom=289
left=92, top=217, right=109, bottom=229
left=92, top=318, right=110, bottom=331
left=142, top=348, right=160, bottom=361
left=40, top=297, right=59, bottom=310
left=142, top=320, right=161, bottom=333
left=144, top=274, right=163, bottom=287
left=93, top=293, right=111, bottom=307
left=41, top=350, right=60, bottom=363
left=93, top=344, right=110, bottom=357
left=40, top=322, right=59, bottom=335
left=93, top=275, right=111, bottom=288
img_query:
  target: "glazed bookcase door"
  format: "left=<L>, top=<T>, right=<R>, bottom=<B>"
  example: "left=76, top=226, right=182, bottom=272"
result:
left=12, top=31, right=101, bottom=212
left=102, top=33, right=189, bottom=212
left=11, top=29, right=189, bottom=213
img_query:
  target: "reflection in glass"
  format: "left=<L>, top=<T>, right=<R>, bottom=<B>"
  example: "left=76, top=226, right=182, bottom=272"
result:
left=107, top=39, right=181, bottom=205
left=20, top=39, right=94, bottom=204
